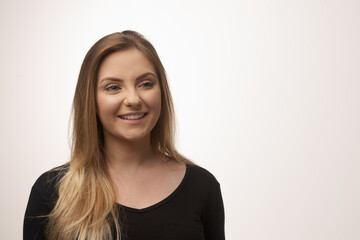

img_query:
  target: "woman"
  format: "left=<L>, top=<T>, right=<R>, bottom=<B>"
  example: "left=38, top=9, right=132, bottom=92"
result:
left=24, top=30, right=225, bottom=240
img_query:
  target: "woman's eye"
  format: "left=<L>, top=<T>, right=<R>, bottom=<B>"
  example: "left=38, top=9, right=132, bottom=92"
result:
left=105, top=85, right=120, bottom=91
left=139, top=82, right=154, bottom=88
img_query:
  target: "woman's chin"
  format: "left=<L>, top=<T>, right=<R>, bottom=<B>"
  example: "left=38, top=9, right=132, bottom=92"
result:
left=118, top=131, right=150, bottom=143
left=103, top=128, right=151, bottom=144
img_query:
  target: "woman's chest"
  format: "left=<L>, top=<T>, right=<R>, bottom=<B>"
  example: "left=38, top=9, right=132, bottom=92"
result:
left=120, top=206, right=205, bottom=240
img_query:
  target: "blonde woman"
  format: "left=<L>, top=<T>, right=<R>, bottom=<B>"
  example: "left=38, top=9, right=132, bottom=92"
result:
left=24, top=30, right=225, bottom=240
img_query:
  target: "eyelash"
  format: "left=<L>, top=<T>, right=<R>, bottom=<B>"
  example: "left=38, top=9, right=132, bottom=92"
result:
left=104, top=81, right=154, bottom=91
left=139, top=81, right=154, bottom=88
left=105, top=85, right=120, bottom=91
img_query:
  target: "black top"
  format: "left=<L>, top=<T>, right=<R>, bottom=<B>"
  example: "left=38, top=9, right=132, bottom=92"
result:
left=24, top=164, right=225, bottom=240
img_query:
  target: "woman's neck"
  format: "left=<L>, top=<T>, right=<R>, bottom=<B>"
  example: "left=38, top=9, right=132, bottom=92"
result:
left=104, top=133, right=159, bottom=171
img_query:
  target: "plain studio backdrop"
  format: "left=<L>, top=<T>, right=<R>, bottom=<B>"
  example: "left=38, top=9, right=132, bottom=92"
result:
left=1, top=0, right=359, bottom=239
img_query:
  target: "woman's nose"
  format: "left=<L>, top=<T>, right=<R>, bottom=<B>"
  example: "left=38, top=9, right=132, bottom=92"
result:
left=123, top=90, right=142, bottom=108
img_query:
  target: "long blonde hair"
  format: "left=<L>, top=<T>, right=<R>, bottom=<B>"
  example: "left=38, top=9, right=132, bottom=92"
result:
left=47, top=31, right=193, bottom=239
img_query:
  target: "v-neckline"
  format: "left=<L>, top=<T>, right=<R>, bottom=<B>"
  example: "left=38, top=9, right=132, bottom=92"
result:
left=116, top=164, right=191, bottom=213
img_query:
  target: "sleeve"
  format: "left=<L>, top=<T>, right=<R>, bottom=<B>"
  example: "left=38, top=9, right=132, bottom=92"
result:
left=23, top=172, right=58, bottom=240
left=202, top=181, right=225, bottom=240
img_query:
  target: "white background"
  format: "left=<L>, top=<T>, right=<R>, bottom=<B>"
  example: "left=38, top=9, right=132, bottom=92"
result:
left=1, top=0, right=359, bottom=239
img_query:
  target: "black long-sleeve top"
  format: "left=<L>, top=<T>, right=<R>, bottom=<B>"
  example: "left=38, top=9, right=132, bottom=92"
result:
left=24, top=164, right=225, bottom=240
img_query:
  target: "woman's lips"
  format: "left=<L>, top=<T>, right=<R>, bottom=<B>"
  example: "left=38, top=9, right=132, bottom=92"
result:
left=118, top=113, right=148, bottom=124
left=118, top=113, right=147, bottom=120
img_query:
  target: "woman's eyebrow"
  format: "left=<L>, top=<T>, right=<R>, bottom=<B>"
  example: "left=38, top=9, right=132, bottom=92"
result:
left=99, top=72, right=157, bottom=84
left=136, top=72, right=157, bottom=81
left=99, top=77, right=124, bottom=84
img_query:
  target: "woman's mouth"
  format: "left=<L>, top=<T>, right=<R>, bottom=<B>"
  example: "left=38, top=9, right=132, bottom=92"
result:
left=118, top=113, right=147, bottom=120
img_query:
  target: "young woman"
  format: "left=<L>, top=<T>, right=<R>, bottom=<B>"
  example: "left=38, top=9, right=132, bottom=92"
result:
left=24, top=30, right=225, bottom=240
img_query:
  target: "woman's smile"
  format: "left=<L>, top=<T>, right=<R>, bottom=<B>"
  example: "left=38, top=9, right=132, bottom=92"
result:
left=118, top=112, right=147, bottom=120
left=118, top=112, right=148, bottom=125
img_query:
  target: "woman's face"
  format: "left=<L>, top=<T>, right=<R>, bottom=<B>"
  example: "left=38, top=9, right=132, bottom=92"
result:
left=96, top=48, right=162, bottom=143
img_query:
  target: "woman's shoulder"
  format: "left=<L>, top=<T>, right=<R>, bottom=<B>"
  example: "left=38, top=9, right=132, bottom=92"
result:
left=31, top=163, right=69, bottom=199
left=185, top=163, right=220, bottom=188
left=25, top=164, right=69, bottom=220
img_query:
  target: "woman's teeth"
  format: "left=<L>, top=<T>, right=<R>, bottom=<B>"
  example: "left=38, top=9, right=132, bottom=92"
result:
left=119, top=113, right=146, bottom=120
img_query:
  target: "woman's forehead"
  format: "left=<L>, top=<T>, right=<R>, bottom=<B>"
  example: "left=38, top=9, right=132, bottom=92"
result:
left=98, top=49, right=157, bottom=82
